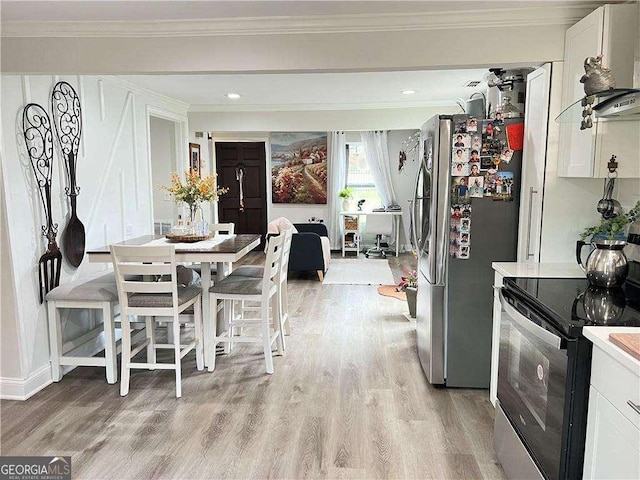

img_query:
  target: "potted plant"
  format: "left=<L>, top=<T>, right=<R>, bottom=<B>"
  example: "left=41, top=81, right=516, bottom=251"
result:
left=580, top=200, right=640, bottom=241
left=338, top=187, right=353, bottom=211
left=577, top=201, right=639, bottom=287
left=397, top=267, right=418, bottom=318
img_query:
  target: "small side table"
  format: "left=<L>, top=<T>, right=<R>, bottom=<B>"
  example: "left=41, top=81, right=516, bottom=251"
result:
left=342, top=215, right=360, bottom=256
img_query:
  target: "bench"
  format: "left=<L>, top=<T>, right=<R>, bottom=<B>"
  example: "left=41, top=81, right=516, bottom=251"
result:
left=46, top=271, right=120, bottom=384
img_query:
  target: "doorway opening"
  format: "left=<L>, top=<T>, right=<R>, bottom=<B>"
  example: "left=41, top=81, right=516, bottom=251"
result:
left=147, top=109, right=188, bottom=234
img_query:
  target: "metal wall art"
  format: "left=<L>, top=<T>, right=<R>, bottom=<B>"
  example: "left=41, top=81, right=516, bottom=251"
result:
left=51, top=81, right=85, bottom=267
left=22, top=103, right=62, bottom=302
left=399, top=130, right=421, bottom=172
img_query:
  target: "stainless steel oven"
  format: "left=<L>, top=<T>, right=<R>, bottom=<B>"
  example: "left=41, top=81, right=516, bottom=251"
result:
left=495, top=287, right=590, bottom=480
left=495, top=273, right=640, bottom=480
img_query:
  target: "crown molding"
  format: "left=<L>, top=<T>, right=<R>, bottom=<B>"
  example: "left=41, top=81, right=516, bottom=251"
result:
left=1, top=6, right=594, bottom=38
left=102, top=76, right=190, bottom=111
left=188, top=100, right=461, bottom=113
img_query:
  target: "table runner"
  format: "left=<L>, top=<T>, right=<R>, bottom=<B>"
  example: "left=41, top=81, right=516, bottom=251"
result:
left=142, top=234, right=233, bottom=250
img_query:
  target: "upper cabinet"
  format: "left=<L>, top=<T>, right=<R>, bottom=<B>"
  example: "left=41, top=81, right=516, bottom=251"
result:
left=557, top=4, right=640, bottom=178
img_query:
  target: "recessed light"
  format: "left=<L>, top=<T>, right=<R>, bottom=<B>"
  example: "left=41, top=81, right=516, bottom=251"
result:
left=225, top=93, right=241, bottom=99
left=401, top=89, right=417, bottom=95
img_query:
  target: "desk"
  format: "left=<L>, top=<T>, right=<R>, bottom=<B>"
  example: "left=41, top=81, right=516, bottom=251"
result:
left=339, top=211, right=402, bottom=257
left=87, top=233, right=261, bottom=367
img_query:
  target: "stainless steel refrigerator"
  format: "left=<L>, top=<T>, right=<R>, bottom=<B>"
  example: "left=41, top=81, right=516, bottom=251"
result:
left=411, top=114, right=522, bottom=388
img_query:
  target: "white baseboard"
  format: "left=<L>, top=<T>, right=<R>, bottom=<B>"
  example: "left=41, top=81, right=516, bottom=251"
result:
left=0, top=364, right=52, bottom=400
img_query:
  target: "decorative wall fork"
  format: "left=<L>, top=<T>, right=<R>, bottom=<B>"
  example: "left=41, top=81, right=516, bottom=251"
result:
left=51, top=81, right=85, bottom=267
left=22, top=103, right=62, bottom=303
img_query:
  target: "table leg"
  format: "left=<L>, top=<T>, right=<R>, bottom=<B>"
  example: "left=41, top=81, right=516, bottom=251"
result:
left=201, top=261, right=212, bottom=367
left=216, top=262, right=226, bottom=335
left=395, top=215, right=400, bottom=257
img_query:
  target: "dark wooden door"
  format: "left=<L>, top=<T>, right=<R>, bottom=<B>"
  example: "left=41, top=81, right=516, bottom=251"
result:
left=215, top=142, right=267, bottom=243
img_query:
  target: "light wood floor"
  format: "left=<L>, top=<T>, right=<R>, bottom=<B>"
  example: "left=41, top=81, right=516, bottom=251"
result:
left=0, top=252, right=505, bottom=480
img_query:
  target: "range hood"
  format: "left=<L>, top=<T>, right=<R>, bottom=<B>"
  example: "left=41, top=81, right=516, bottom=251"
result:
left=594, top=89, right=640, bottom=118
left=555, top=88, right=640, bottom=124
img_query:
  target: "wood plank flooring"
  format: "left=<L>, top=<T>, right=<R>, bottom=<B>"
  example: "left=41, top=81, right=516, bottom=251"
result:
left=0, top=253, right=505, bottom=480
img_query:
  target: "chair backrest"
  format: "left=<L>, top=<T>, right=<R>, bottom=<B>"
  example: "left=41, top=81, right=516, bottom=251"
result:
left=262, top=233, right=284, bottom=296
left=209, top=223, right=235, bottom=235
left=365, top=214, right=394, bottom=235
left=279, top=228, right=293, bottom=284
left=110, top=245, right=178, bottom=314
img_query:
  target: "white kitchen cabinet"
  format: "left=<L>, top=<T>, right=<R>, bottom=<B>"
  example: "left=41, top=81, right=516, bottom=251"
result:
left=518, top=64, right=552, bottom=263
left=583, top=388, right=640, bottom=480
left=557, top=4, right=639, bottom=178
left=583, top=327, right=640, bottom=480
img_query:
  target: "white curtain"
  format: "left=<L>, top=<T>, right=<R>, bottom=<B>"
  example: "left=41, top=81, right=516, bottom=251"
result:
left=328, top=131, right=347, bottom=249
left=360, top=131, right=397, bottom=207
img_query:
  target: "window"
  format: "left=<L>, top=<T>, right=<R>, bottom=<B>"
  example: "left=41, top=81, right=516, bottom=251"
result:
left=346, top=142, right=382, bottom=208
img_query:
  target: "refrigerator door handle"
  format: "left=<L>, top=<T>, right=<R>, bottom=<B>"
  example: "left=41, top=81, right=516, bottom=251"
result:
left=408, top=198, right=416, bottom=252
left=526, top=187, right=539, bottom=259
left=433, top=120, right=451, bottom=286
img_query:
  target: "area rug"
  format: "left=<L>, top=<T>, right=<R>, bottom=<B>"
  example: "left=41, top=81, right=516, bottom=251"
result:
left=377, top=285, right=406, bottom=301
left=323, top=258, right=395, bottom=285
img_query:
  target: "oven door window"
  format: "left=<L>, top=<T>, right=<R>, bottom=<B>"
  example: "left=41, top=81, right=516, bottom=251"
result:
left=507, top=327, right=551, bottom=429
left=498, top=300, right=568, bottom=480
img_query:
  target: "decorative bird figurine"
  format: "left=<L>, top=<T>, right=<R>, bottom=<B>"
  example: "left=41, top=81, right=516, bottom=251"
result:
left=580, top=55, right=616, bottom=96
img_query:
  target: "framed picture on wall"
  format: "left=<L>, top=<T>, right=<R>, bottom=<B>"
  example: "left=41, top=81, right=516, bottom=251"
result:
left=270, top=132, right=328, bottom=204
left=189, top=143, right=201, bottom=176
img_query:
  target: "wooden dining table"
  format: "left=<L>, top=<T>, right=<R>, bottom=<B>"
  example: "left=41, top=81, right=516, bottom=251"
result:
left=87, top=233, right=261, bottom=367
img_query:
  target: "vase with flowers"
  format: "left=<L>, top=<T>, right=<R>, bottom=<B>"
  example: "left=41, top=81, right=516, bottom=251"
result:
left=161, top=169, right=228, bottom=234
left=397, top=267, right=418, bottom=318
left=338, top=187, right=353, bottom=212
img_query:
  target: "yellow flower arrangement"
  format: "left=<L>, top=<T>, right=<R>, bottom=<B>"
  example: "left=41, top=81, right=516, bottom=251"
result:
left=160, top=169, right=228, bottom=206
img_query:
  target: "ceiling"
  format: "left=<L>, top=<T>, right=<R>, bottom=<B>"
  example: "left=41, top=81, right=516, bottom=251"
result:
left=121, top=69, right=490, bottom=111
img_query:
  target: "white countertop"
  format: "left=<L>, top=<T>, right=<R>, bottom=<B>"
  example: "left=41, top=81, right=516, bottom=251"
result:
left=492, top=262, right=584, bottom=278
left=583, top=327, right=640, bottom=376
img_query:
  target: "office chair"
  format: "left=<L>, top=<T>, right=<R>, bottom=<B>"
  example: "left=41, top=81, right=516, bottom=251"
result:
left=365, top=214, right=393, bottom=258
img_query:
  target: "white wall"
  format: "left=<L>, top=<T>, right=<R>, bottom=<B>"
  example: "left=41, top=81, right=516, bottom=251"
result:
left=0, top=75, right=188, bottom=399
left=188, top=133, right=216, bottom=223
left=150, top=116, right=177, bottom=224
left=0, top=163, right=24, bottom=385
left=387, top=129, right=422, bottom=251
left=539, top=63, right=640, bottom=262
left=190, top=106, right=461, bottom=133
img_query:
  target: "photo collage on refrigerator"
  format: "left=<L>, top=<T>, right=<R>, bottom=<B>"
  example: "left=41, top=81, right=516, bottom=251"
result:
left=449, top=115, right=523, bottom=259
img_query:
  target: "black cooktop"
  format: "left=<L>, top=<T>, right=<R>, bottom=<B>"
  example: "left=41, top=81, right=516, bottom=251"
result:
left=504, top=276, right=640, bottom=337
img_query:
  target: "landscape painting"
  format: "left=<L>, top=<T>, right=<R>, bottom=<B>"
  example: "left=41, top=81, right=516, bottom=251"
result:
left=271, top=132, right=328, bottom=204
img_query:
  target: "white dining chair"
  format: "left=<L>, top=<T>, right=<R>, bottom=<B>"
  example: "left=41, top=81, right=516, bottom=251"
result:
left=228, top=227, right=293, bottom=338
left=207, top=233, right=285, bottom=374
left=209, top=222, right=235, bottom=236
left=111, top=244, right=204, bottom=398
left=188, top=222, right=235, bottom=280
